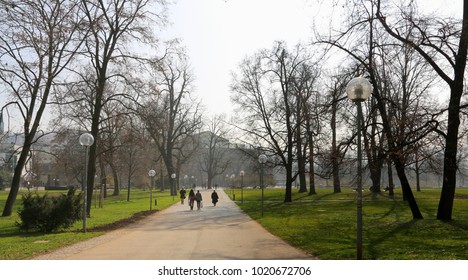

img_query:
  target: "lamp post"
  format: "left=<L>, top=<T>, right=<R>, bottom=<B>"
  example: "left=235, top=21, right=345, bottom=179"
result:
left=258, top=154, right=267, bottom=217
left=346, top=76, right=372, bottom=260
left=79, top=132, right=94, bottom=233
left=240, top=170, right=245, bottom=204
left=171, top=173, right=176, bottom=200
left=230, top=174, right=235, bottom=199
left=148, top=169, right=156, bottom=210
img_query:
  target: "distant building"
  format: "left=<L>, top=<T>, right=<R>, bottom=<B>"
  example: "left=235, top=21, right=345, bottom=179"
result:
left=0, top=133, right=24, bottom=189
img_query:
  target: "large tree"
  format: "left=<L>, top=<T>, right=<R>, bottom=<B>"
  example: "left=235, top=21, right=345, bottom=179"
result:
left=140, top=50, right=202, bottom=196
left=316, top=0, right=424, bottom=218
left=0, top=0, right=86, bottom=216
left=199, top=115, right=231, bottom=189
left=324, top=70, right=355, bottom=194
left=231, top=41, right=314, bottom=202
left=376, top=0, right=468, bottom=220
left=78, top=0, right=167, bottom=215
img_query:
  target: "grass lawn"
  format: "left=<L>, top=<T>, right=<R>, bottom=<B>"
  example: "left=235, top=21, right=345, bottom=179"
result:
left=1, top=186, right=467, bottom=260
left=231, top=187, right=468, bottom=260
left=0, top=189, right=178, bottom=260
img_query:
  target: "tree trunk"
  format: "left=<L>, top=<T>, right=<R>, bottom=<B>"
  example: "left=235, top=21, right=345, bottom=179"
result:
left=109, top=162, right=120, bottom=196
left=437, top=84, right=463, bottom=220
left=2, top=141, right=31, bottom=216
left=376, top=0, right=468, bottom=220
left=331, top=99, right=341, bottom=193
left=127, top=171, right=132, bottom=202
left=297, top=153, right=307, bottom=193
left=436, top=1, right=468, bottom=220
left=415, top=152, right=421, bottom=192
left=86, top=74, right=106, bottom=216
left=308, top=130, right=317, bottom=195
left=394, top=157, right=423, bottom=218
left=284, top=168, right=293, bottom=202
left=387, top=160, right=395, bottom=198
left=370, top=77, right=423, bottom=219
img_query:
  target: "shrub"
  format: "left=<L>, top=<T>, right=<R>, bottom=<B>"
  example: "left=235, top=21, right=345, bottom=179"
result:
left=17, top=187, right=83, bottom=233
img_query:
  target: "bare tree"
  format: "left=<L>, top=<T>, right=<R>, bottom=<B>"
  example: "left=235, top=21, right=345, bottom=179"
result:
left=315, top=0, right=425, bottom=218
left=52, top=129, right=87, bottom=188
left=0, top=0, right=86, bottom=216
left=291, top=63, right=320, bottom=193
left=77, top=0, right=167, bottom=215
left=323, top=71, right=355, bottom=194
left=231, top=41, right=314, bottom=202
left=114, top=116, right=150, bottom=201
left=376, top=0, right=468, bottom=220
left=140, top=50, right=203, bottom=196
left=198, top=115, right=231, bottom=189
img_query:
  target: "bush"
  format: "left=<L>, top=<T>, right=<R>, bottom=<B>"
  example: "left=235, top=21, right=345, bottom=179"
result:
left=17, top=187, right=83, bottom=233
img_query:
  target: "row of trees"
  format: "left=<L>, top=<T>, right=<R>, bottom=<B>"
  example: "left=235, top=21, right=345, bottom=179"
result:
left=230, top=0, right=468, bottom=220
left=0, top=0, right=210, bottom=217
left=1, top=0, right=467, bottom=222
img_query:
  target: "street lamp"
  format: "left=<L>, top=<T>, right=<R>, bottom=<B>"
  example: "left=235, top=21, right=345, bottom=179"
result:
left=346, top=76, right=372, bottom=260
left=171, top=173, right=176, bottom=199
left=230, top=174, right=235, bottom=199
left=79, top=132, right=94, bottom=233
left=240, top=170, right=245, bottom=204
left=148, top=169, right=156, bottom=210
left=258, top=154, right=267, bottom=217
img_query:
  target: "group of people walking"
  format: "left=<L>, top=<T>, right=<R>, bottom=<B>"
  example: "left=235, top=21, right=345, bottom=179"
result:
left=179, top=188, right=219, bottom=210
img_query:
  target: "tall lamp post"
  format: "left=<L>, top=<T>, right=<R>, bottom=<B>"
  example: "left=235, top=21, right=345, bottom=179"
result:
left=258, top=154, right=267, bottom=217
left=171, top=173, right=176, bottom=200
left=240, top=170, right=245, bottom=204
left=346, top=76, right=372, bottom=260
left=79, top=132, right=94, bottom=233
left=230, top=174, right=235, bottom=199
left=148, top=169, right=156, bottom=210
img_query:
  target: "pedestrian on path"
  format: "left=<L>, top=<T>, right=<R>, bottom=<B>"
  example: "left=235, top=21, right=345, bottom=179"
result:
left=179, top=188, right=186, bottom=205
left=188, top=189, right=196, bottom=210
left=195, top=190, right=203, bottom=210
left=211, top=190, right=219, bottom=206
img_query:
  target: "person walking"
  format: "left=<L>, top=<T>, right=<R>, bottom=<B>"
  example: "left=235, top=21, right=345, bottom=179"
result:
left=188, top=189, right=196, bottom=210
left=195, top=190, right=203, bottom=210
left=179, top=188, right=186, bottom=205
left=211, top=190, right=219, bottom=206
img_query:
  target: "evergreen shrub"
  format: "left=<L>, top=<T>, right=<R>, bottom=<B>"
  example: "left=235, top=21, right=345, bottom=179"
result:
left=17, top=187, right=83, bottom=233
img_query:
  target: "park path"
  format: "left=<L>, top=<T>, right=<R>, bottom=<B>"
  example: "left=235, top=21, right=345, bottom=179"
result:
left=33, top=188, right=314, bottom=260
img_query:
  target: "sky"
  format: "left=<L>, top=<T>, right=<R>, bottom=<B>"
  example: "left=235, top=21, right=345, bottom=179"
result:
left=159, top=0, right=463, bottom=116
left=160, top=0, right=321, bottom=115
left=0, top=0, right=462, bottom=131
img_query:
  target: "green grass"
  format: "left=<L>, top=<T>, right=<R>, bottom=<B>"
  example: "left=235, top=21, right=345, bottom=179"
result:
left=2, top=187, right=467, bottom=260
left=0, top=189, right=178, bottom=260
left=230, top=187, right=468, bottom=260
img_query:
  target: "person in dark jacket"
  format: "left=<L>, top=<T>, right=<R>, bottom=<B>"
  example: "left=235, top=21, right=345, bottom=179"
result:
left=211, top=190, right=219, bottom=206
left=195, top=190, right=203, bottom=210
left=179, top=188, right=186, bottom=204
left=188, top=189, right=196, bottom=210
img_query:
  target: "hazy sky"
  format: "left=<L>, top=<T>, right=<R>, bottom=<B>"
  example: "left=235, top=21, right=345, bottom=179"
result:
left=160, top=0, right=320, bottom=115
left=0, top=0, right=462, bottom=131
left=160, top=0, right=462, bottom=116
